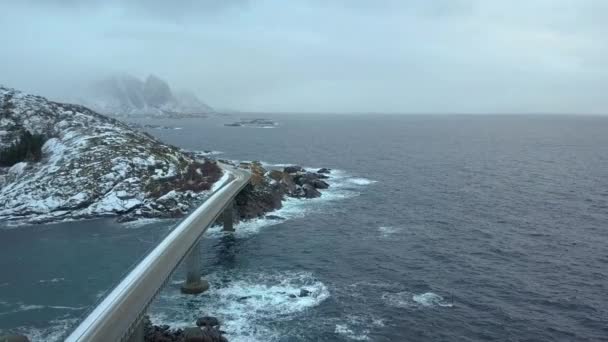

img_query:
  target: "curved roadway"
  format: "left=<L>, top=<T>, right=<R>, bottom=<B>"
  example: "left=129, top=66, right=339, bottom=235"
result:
left=66, top=164, right=251, bottom=342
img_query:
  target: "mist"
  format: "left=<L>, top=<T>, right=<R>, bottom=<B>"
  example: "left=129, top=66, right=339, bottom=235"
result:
left=1, top=0, right=607, bottom=114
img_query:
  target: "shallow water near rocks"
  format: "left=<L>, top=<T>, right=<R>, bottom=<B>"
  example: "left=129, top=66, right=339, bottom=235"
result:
left=1, top=114, right=608, bottom=341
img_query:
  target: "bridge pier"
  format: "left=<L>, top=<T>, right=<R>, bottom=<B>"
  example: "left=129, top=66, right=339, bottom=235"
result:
left=180, top=243, right=209, bottom=294
left=222, top=203, right=234, bottom=232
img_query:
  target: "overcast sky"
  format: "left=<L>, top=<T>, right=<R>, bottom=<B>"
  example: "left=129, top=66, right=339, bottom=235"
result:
left=0, top=0, right=606, bottom=114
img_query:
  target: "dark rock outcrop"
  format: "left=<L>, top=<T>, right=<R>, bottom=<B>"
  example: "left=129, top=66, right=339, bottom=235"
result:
left=267, top=170, right=283, bottom=182
left=265, top=215, right=285, bottom=220
left=234, top=182, right=283, bottom=221
left=182, top=327, right=203, bottom=339
left=231, top=162, right=332, bottom=221
left=311, top=179, right=330, bottom=189
left=293, top=173, right=330, bottom=189
left=301, top=184, right=321, bottom=198
left=279, top=172, right=298, bottom=195
left=283, top=165, right=304, bottom=174
left=196, top=317, right=220, bottom=328
left=144, top=316, right=227, bottom=342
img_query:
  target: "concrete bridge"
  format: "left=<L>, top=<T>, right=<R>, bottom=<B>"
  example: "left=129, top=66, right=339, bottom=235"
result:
left=65, top=164, right=251, bottom=342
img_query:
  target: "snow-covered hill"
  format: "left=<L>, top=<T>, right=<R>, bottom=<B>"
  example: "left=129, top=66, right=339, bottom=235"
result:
left=76, top=74, right=213, bottom=117
left=0, top=86, right=222, bottom=224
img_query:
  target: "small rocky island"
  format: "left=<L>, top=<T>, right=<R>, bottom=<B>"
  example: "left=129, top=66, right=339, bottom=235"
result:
left=224, top=118, right=277, bottom=128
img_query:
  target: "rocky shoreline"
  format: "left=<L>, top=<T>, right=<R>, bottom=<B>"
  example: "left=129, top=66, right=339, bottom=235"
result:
left=226, top=162, right=331, bottom=223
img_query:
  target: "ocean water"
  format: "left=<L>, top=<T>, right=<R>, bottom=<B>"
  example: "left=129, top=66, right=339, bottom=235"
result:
left=1, top=114, right=608, bottom=341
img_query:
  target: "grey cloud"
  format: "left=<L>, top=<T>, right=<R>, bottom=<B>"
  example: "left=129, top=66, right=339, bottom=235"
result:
left=0, top=0, right=607, bottom=113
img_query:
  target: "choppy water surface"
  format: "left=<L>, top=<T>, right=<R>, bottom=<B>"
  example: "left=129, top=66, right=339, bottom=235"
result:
left=1, top=114, right=608, bottom=341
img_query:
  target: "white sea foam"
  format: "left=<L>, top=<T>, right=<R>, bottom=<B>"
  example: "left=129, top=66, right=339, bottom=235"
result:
left=38, top=278, right=65, bottom=284
left=412, top=292, right=453, bottom=307
left=335, top=324, right=370, bottom=341
left=381, top=291, right=415, bottom=308
left=10, top=303, right=86, bottom=313
left=150, top=270, right=330, bottom=342
left=372, top=318, right=386, bottom=327
left=121, top=217, right=171, bottom=229
left=346, top=178, right=377, bottom=186
left=382, top=291, right=453, bottom=308
left=333, top=314, right=385, bottom=341
left=16, top=304, right=45, bottom=311
left=378, top=226, right=401, bottom=238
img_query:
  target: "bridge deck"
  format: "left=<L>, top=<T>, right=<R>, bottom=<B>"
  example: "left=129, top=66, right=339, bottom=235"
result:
left=65, top=164, right=251, bottom=342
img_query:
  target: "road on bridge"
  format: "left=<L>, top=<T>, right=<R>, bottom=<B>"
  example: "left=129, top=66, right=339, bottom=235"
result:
left=66, top=164, right=251, bottom=342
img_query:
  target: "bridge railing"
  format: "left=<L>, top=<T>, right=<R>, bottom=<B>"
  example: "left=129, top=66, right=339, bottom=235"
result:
left=65, top=165, right=250, bottom=342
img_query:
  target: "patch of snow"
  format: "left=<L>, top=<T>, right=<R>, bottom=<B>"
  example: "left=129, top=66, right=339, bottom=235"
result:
left=88, top=191, right=142, bottom=213
left=8, top=162, right=27, bottom=176
left=158, top=190, right=179, bottom=202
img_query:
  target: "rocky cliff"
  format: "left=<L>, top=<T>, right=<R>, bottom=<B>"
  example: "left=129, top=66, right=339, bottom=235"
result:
left=0, top=86, right=221, bottom=224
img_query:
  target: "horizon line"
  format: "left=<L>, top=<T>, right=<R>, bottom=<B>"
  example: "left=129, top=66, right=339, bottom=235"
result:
left=219, top=111, right=608, bottom=116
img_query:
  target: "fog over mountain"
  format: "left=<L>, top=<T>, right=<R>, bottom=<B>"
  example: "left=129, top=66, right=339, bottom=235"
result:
left=76, top=74, right=213, bottom=116
left=0, top=0, right=607, bottom=114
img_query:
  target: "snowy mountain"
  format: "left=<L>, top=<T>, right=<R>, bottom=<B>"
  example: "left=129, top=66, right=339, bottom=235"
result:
left=0, top=86, right=222, bottom=224
left=77, top=74, right=213, bottom=117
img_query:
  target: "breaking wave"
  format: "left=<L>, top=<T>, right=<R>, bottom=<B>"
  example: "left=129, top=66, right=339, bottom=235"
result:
left=412, top=292, right=454, bottom=307
left=121, top=217, right=173, bottom=229
left=38, top=278, right=65, bottom=284
left=150, top=270, right=330, bottom=342
left=335, top=324, right=370, bottom=341
left=382, top=291, right=453, bottom=308
left=378, top=226, right=401, bottom=238
left=333, top=314, right=386, bottom=341
left=346, top=178, right=377, bottom=186
left=0, top=303, right=87, bottom=316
